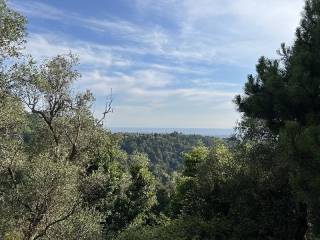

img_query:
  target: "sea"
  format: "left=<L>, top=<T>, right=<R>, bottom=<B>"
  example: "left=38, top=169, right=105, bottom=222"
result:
left=110, top=127, right=234, bottom=137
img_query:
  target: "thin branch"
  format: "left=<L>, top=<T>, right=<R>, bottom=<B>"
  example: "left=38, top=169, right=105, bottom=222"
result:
left=32, top=201, right=80, bottom=240
left=97, top=88, right=113, bottom=125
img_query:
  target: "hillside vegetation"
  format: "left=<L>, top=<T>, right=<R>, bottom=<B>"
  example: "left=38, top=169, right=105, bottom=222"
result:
left=2, top=0, right=320, bottom=239
left=119, top=132, right=219, bottom=171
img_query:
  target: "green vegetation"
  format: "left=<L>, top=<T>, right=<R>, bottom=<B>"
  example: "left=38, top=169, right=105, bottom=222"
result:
left=2, top=0, right=320, bottom=239
left=0, top=1, right=156, bottom=238
left=119, top=132, right=219, bottom=171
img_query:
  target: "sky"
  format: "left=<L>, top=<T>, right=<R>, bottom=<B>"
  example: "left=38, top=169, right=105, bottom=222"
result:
left=9, top=0, right=304, bottom=129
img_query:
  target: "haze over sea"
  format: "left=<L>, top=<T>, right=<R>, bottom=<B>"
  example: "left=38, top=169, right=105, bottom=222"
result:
left=111, top=127, right=233, bottom=137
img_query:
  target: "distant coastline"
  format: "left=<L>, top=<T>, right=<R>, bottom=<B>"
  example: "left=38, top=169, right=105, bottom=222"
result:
left=110, top=127, right=234, bottom=137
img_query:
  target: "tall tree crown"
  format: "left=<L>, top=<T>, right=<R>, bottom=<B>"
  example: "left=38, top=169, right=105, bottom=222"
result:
left=235, top=0, right=320, bottom=131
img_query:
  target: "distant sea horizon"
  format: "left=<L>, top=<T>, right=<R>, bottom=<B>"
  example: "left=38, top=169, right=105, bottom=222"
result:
left=110, top=127, right=234, bottom=137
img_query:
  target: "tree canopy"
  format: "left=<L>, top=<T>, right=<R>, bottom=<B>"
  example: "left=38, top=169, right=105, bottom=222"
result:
left=2, top=0, right=320, bottom=239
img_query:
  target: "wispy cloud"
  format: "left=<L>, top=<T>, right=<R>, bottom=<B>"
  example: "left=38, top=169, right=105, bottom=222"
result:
left=9, top=0, right=305, bottom=128
left=135, top=0, right=304, bottom=64
left=82, top=18, right=140, bottom=35
left=82, top=69, right=237, bottom=109
left=8, top=1, right=65, bottom=20
left=26, top=33, right=132, bottom=68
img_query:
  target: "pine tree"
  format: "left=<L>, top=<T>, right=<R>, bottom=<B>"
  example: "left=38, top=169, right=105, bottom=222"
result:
left=235, top=0, right=320, bottom=237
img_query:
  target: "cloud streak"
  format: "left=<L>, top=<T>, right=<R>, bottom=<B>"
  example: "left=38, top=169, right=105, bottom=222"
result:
left=9, top=0, right=305, bottom=128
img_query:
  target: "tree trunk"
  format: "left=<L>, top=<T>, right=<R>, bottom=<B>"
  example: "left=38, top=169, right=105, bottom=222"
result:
left=295, top=203, right=308, bottom=240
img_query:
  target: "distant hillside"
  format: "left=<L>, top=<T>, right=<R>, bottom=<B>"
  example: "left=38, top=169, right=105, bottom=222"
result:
left=117, top=132, right=221, bottom=171
left=111, top=127, right=233, bottom=137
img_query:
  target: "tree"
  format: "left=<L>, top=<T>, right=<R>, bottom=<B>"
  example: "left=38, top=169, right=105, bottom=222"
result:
left=168, top=137, right=306, bottom=240
left=0, top=1, right=155, bottom=238
left=0, top=0, right=25, bottom=60
left=235, top=0, right=320, bottom=237
left=1, top=155, right=102, bottom=240
left=102, top=153, right=157, bottom=238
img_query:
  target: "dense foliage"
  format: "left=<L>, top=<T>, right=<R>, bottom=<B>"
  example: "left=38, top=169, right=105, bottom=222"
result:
left=119, top=0, right=320, bottom=239
left=119, top=132, right=218, bottom=171
left=0, top=1, right=156, bottom=239
left=2, top=0, right=320, bottom=239
left=235, top=0, right=320, bottom=237
left=118, top=139, right=306, bottom=239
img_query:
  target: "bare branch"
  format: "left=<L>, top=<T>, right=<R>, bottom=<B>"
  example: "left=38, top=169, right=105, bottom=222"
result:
left=65, top=115, right=81, bottom=161
left=97, top=88, right=113, bottom=126
left=32, top=200, right=80, bottom=240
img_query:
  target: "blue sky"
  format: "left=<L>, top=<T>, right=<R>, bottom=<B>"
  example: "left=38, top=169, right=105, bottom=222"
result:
left=9, top=0, right=304, bottom=129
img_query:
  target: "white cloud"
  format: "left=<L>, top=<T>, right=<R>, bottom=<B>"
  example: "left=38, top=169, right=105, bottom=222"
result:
left=183, top=0, right=304, bottom=46
left=14, top=0, right=305, bottom=66
left=134, top=0, right=305, bottom=64
left=82, top=18, right=138, bottom=34
left=81, top=69, right=236, bottom=97
left=9, top=1, right=66, bottom=20
left=82, top=69, right=172, bottom=93
left=106, top=99, right=238, bottom=128
left=26, top=34, right=131, bottom=68
left=10, top=0, right=307, bottom=128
